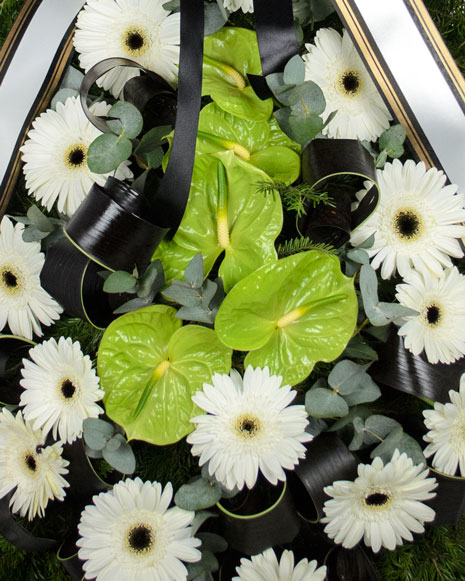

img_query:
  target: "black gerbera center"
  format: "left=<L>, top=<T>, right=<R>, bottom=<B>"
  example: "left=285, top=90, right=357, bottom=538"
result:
left=128, top=524, right=154, bottom=553
left=2, top=270, right=17, bottom=288
left=341, top=71, right=360, bottom=94
left=25, top=453, right=37, bottom=472
left=66, top=146, right=86, bottom=168
left=426, top=303, right=441, bottom=326
left=395, top=210, right=421, bottom=239
left=61, top=379, right=76, bottom=399
left=364, top=492, right=390, bottom=507
left=125, top=30, right=145, bottom=51
left=241, top=419, right=257, bottom=434
left=236, top=415, right=261, bottom=438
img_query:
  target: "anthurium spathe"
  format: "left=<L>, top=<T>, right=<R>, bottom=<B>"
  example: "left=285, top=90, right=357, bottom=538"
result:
left=215, top=251, right=358, bottom=385
left=196, top=103, right=301, bottom=184
left=202, top=27, right=273, bottom=121
left=97, top=305, right=232, bottom=445
left=154, top=151, right=283, bottom=292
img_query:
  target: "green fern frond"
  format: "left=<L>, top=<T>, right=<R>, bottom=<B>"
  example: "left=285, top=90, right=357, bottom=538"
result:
left=256, top=181, right=335, bottom=218
left=277, top=236, right=337, bottom=257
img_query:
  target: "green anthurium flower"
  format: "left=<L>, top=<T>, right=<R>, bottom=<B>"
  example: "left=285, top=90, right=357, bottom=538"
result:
left=215, top=251, right=358, bottom=386
left=203, top=27, right=273, bottom=121
left=154, top=151, right=282, bottom=292
left=97, top=305, right=232, bottom=445
left=195, top=103, right=300, bottom=184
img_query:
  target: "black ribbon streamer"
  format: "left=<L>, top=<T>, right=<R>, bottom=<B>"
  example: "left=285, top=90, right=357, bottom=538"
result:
left=291, top=433, right=358, bottom=522
left=370, top=326, right=465, bottom=403
left=248, top=0, right=299, bottom=100
left=428, top=470, right=465, bottom=526
left=0, top=335, right=35, bottom=405
left=300, top=139, right=379, bottom=247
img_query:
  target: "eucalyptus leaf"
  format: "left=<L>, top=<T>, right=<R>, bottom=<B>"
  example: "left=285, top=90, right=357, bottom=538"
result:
left=370, top=426, right=403, bottom=459
left=135, top=125, right=171, bottom=154
left=27, top=205, right=54, bottom=232
left=357, top=233, right=375, bottom=249
left=203, top=28, right=273, bottom=121
left=187, top=551, right=218, bottom=580
left=191, top=511, right=217, bottom=536
left=274, top=107, right=293, bottom=138
left=22, top=227, right=50, bottom=242
left=363, top=415, right=401, bottom=445
left=283, top=55, right=306, bottom=86
left=328, top=405, right=372, bottom=432
left=103, top=270, right=137, bottom=294
left=215, top=250, right=357, bottom=385
left=102, top=436, right=136, bottom=474
left=204, top=3, right=228, bottom=36
left=113, top=297, right=152, bottom=314
left=197, top=532, right=228, bottom=553
left=138, top=260, right=165, bottom=298
left=137, top=146, right=164, bottom=169
left=288, top=113, right=324, bottom=144
left=342, top=335, right=378, bottom=361
left=305, top=387, right=349, bottom=418
left=346, top=248, right=369, bottom=264
left=97, top=305, right=232, bottom=444
left=288, top=81, right=326, bottom=116
left=343, top=378, right=381, bottom=406
left=175, top=477, right=223, bottom=511
left=51, top=88, right=79, bottom=110
left=83, top=418, right=115, bottom=451
left=107, top=101, right=144, bottom=139
left=162, top=284, right=202, bottom=307
left=328, top=360, right=369, bottom=395
left=163, top=0, right=180, bottom=10
left=310, top=0, right=335, bottom=20
left=59, top=66, right=84, bottom=92
left=379, top=124, right=406, bottom=154
left=154, top=151, right=282, bottom=292
left=105, top=433, right=123, bottom=453
left=87, top=133, right=132, bottom=174
left=184, top=253, right=205, bottom=288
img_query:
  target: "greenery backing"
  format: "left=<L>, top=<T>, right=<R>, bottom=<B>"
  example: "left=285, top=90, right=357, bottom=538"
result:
left=1, top=0, right=465, bottom=579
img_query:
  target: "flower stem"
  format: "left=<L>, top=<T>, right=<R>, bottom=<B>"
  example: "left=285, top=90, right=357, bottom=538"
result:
left=133, top=359, right=170, bottom=419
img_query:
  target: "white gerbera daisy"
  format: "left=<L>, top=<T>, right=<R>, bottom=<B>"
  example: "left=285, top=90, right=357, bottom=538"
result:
left=0, top=216, right=62, bottom=339
left=77, top=477, right=201, bottom=580
left=351, top=159, right=465, bottom=280
left=233, top=548, right=327, bottom=581
left=0, top=408, right=69, bottom=520
left=187, top=366, right=312, bottom=491
left=222, top=0, right=253, bottom=13
left=74, top=0, right=180, bottom=98
left=302, top=28, right=392, bottom=141
left=321, top=449, right=437, bottom=553
left=395, top=266, right=465, bottom=364
left=423, top=375, right=465, bottom=476
left=20, top=96, right=132, bottom=216
left=19, top=337, right=104, bottom=444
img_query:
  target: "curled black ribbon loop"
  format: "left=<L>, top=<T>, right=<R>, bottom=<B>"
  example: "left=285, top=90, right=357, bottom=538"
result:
left=80, top=57, right=176, bottom=134
left=300, top=139, right=379, bottom=247
left=0, top=493, right=57, bottom=552
left=248, top=0, right=298, bottom=100
left=217, top=480, right=301, bottom=556
left=370, top=326, right=465, bottom=403
left=123, top=74, right=177, bottom=132
left=64, top=176, right=168, bottom=272
left=291, top=433, right=358, bottom=522
left=40, top=237, right=120, bottom=329
left=427, top=469, right=465, bottom=526
left=0, top=335, right=35, bottom=405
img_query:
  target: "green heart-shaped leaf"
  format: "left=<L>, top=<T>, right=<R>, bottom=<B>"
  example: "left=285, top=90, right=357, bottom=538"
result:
left=97, top=305, right=232, bottom=445
left=154, top=151, right=282, bottom=292
left=215, top=251, right=357, bottom=385
left=203, top=27, right=273, bottom=121
left=196, top=103, right=300, bottom=184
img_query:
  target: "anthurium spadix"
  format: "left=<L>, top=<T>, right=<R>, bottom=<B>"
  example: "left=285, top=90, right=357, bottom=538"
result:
left=215, top=251, right=358, bottom=386
left=154, top=151, right=282, bottom=292
left=97, top=305, right=232, bottom=445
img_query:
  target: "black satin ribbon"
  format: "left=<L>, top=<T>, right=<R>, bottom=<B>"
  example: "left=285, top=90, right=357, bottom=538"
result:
left=428, top=470, right=465, bottom=526
left=217, top=480, right=301, bottom=556
left=249, top=0, right=299, bottom=100
left=0, top=335, right=35, bottom=405
left=40, top=237, right=120, bottom=329
left=291, top=433, right=358, bottom=522
left=0, top=493, right=57, bottom=552
left=152, top=0, right=204, bottom=230
left=326, top=545, right=381, bottom=581
left=80, top=57, right=176, bottom=134
left=300, top=139, right=379, bottom=247
left=65, top=177, right=168, bottom=272
left=370, top=326, right=465, bottom=403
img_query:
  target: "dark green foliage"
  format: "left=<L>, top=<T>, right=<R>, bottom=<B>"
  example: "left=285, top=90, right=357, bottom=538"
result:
left=424, top=0, right=465, bottom=74
left=376, top=515, right=465, bottom=581
left=133, top=439, right=200, bottom=490
left=43, top=317, right=104, bottom=359
left=0, top=0, right=27, bottom=48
